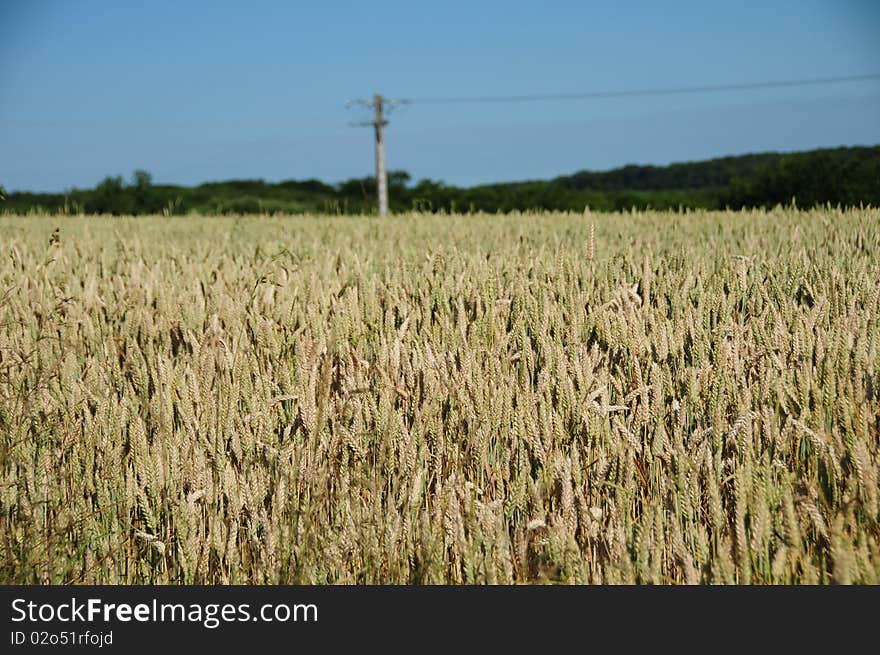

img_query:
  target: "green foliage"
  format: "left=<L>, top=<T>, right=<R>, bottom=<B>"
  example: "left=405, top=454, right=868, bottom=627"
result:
left=725, top=147, right=880, bottom=208
left=2, top=146, right=878, bottom=216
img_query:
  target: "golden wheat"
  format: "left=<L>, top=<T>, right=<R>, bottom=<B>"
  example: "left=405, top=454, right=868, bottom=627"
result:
left=0, top=207, right=878, bottom=584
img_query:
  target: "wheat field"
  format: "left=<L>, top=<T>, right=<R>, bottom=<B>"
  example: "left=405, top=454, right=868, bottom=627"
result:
left=0, top=208, right=878, bottom=584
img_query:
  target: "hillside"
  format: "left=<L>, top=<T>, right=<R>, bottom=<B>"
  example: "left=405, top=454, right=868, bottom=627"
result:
left=3, top=145, right=878, bottom=215
left=554, top=152, right=784, bottom=191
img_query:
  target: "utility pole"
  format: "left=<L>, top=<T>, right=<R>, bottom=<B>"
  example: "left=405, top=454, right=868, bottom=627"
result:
left=347, top=93, right=405, bottom=216
left=373, top=94, right=388, bottom=216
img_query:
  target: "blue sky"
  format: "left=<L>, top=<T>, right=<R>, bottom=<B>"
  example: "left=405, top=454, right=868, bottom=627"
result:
left=1, top=0, right=878, bottom=191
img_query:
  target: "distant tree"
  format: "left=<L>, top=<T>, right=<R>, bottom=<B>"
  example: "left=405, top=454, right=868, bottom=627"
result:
left=388, top=170, right=411, bottom=188
left=132, top=169, right=152, bottom=190
left=89, top=175, right=134, bottom=214
left=131, top=169, right=158, bottom=214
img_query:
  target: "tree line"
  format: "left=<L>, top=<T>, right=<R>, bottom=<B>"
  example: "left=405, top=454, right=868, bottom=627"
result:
left=3, top=145, right=877, bottom=215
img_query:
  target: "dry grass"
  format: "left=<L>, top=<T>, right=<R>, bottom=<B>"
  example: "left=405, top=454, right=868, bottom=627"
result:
left=0, top=207, right=878, bottom=584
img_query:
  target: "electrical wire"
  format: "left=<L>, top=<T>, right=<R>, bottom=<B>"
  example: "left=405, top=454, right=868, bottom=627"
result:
left=402, top=73, right=880, bottom=105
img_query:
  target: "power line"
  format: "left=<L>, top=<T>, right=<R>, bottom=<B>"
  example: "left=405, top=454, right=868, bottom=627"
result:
left=402, top=73, right=880, bottom=105
left=5, top=73, right=876, bottom=129
left=343, top=74, right=878, bottom=214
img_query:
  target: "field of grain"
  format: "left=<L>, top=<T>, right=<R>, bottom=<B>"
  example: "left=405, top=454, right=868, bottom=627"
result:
left=1, top=208, right=878, bottom=584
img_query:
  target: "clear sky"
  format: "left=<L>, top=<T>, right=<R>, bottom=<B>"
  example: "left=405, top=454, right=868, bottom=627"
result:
left=1, top=0, right=879, bottom=191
